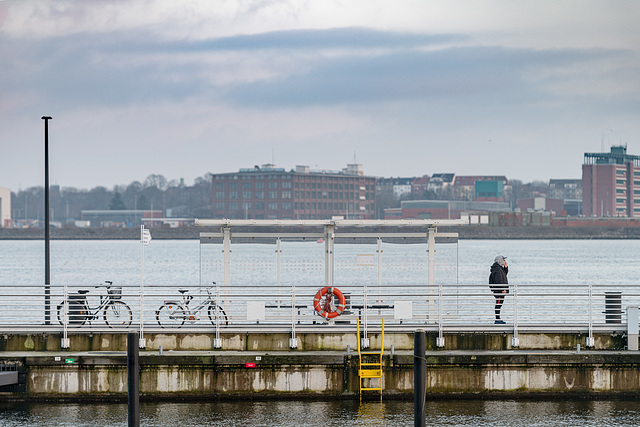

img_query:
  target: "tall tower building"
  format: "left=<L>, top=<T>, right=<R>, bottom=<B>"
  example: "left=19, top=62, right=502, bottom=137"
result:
left=582, top=145, right=640, bottom=217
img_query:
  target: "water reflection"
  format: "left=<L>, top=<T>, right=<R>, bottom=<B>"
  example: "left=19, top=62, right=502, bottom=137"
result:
left=1, top=399, right=640, bottom=426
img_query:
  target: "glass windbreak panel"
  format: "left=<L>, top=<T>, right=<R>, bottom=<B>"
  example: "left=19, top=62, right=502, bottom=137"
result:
left=434, top=242, right=459, bottom=285
left=279, top=241, right=325, bottom=287
left=228, top=243, right=278, bottom=286
left=334, top=242, right=380, bottom=287
left=200, top=242, right=224, bottom=286
left=379, top=242, right=428, bottom=286
left=200, top=239, right=326, bottom=286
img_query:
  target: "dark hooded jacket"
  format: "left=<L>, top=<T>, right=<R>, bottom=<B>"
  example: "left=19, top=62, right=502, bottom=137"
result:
left=489, top=262, right=509, bottom=294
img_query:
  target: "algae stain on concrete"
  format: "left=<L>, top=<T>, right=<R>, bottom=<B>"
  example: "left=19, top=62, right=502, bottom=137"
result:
left=24, top=335, right=35, bottom=350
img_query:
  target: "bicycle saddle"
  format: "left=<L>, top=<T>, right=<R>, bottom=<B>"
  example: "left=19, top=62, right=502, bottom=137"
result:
left=78, top=290, right=90, bottom=294
left=178, top=289, right=189, bottom=294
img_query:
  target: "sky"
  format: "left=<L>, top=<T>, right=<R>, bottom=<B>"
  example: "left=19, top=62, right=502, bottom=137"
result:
left=1, top=0, right=639, bottom=192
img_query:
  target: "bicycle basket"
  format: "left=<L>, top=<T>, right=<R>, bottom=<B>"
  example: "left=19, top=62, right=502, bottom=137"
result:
left=107, top=287, right=122, bottom=300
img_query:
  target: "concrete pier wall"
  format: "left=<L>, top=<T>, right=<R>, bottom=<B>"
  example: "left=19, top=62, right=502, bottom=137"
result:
left=0, top=331, right=629, bottom=352
left=3, top=351, right=640, bottom=399
left=2, top=331, right=639, bottom=399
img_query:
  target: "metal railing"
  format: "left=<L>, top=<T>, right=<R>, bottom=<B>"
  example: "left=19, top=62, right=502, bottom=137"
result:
left=0, top=283, right=637, bottom=349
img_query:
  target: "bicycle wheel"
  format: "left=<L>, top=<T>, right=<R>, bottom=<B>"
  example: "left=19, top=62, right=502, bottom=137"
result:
left=57, top=301, right=87, bottom=326
left=104, top=301, right=132, bottom=327
left=157, top=304, right=186, bottom=328
left=208, top=305, right=228, bottom=326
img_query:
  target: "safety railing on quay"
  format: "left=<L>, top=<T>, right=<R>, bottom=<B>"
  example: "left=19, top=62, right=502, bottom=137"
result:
left=0, top=283, right=638, bottom=349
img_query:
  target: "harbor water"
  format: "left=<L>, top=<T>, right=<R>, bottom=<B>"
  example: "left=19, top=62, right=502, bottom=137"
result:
left=2, top=399, right=640, bottom=426
left=2, top=238, right=640, bottom=286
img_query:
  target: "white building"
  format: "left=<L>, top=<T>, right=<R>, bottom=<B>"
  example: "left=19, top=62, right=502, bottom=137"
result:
left=0, top=187, right=11, bottom=227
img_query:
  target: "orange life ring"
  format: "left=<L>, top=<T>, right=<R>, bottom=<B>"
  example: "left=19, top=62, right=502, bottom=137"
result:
left=313, top=286, right=346, bottom=319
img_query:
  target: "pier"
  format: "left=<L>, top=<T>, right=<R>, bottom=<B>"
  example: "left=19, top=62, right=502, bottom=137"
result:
left=2, top=220, right=640, bottom=400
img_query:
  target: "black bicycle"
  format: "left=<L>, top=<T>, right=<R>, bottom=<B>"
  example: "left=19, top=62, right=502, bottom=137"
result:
left=57, top=281, right=133, bottom=327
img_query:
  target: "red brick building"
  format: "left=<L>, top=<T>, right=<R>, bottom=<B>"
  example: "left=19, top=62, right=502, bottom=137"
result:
left=212, top=164, right=376, bottom=219
left=582, top=145, right=640, bottom=217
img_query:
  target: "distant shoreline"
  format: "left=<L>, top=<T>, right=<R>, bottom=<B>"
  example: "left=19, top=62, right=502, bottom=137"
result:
left=2, top=226, right=640, bottom=240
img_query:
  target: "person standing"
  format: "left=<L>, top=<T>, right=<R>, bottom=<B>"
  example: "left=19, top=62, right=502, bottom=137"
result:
left=489, top=255, right=509, bottom=324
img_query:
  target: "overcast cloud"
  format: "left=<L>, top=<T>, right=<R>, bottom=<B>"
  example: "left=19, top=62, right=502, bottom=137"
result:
left=1, top=0, right=639, bottom=191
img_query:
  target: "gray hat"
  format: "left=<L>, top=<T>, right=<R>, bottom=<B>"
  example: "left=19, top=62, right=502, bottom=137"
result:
left=494, top=255, right=506, bottom=264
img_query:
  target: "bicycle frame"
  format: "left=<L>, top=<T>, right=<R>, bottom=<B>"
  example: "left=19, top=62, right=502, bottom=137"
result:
left=83, top=292, right=112, bottom=321
left=164, top=289, right=217, bottom=321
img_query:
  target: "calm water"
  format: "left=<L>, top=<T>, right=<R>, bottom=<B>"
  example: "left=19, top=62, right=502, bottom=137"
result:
left=1, top=399, right=640, bottom=426
left=1, top=238, right=639, bottom=286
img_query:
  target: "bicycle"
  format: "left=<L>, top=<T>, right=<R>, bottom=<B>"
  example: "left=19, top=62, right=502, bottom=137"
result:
left=156, top=283, right=228, bottom=328
left=57, top=281, right=133, bottom=327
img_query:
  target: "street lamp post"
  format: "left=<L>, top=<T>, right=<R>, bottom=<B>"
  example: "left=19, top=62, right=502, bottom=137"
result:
left=42, top=116, right=52, bottom=325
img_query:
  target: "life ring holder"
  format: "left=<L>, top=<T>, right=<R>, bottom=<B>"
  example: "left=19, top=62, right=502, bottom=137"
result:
left=313, top=286, right=346, bottom=319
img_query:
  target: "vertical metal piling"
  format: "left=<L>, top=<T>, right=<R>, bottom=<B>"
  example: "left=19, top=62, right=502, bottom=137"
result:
left=128, top=332, right=140, bottom=427
left=414, top=329, right=426, bottom=427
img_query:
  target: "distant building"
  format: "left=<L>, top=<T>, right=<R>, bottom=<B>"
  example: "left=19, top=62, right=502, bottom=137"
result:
left=452, top=176, right=509, bottom=201
left=384, top=199, right=510, bottom=220
left=549, top=179, right=582, bottom=200
left=0, top=187, right=10, bottom=227
left=375, top=177, right=414, bottom=200
left=81, top=210, right=162, bottom=227
left=411, top=175, right=430, bottom=196
left=582, top=145, right=640, bottom=217
left=427, top=173, right=455, bottom=193
left=517, top=197, right=563, bottom=213
left=211, top=164, right=376, bottom=220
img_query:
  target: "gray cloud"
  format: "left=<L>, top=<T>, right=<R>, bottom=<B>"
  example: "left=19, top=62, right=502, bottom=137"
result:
left=2, top=26, right=631, bottom=114
left=222, top=45, right=632, bottom=108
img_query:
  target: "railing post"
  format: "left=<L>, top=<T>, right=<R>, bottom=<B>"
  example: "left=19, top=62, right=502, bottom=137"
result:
left=362, top=285, right=369, bottom=349
left=139, top=284, right=146, bottom=349
left=377, top=237, right=382, bottom=303
left=436, top=284, right=444, bottom=347
left=511, top=283, right=519, bottom=347
left=587, top=284, right=595, bottom=347
left=61, top=285, right=70, bottom=349
left=627, top=306, right=639, bottom=351
left=290, top=285, right=298, bottom=349
left=214, top=283, right=222, bottom=349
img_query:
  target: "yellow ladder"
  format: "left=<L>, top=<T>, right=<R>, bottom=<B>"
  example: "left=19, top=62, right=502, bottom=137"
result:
left=357, top=318, right=384, bottom=399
